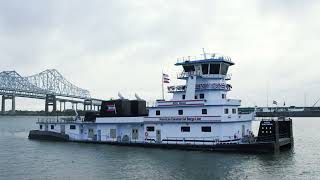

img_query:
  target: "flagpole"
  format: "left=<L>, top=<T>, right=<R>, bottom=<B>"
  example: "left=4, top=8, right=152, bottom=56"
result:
left=162, top=71, right=164, bottom=100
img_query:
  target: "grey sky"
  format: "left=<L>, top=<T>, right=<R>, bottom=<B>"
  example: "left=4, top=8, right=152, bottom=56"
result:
left=0, top=0, right=319, bottom=110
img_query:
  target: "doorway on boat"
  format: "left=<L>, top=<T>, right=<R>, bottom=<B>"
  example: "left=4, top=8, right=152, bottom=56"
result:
left=132, top=128, right=139, bottom=140
left=156, top=130, right=161, bottom=143
left=241, top=125, right=245, bottom=137
left=60, top=125, right=65, bottom=134
left=110, top=129, right=116, bottom=141
left=97, top=130, right=101, bottom=141
left=88, top=129, right=94, bottom=140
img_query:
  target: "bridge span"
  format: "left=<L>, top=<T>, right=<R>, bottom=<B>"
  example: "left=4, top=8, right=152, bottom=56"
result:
left=0, top=69, right=102, bottom=114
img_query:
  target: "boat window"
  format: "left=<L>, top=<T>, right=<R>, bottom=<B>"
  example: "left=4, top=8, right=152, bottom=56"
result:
left=202, top=109, right=207, bottom=114
left=224, top=108, right=229, bottom=114
left=40, top=125, right=42, bottom=129
left=200, top=94, right=205, bottom=99
left=220, top=63, right=229, bottom=75
left=222, top=94, right=226, bottom=99
left=178, top=110, right=183, bottom=115
left=147, top=126, right=155, bottom=132
left=70, top=125, right=76, bottom=130
left=183, top=65, right=195, bottom=72
left=182, top=94, right=186, bottom=100
left=232, top=108, right=237, bottom=114
left=194, top=95, right=198, bottom=99
left=50, top=125, right=54, bottom=130
left=181, top=126, right=190, bottom=132
left=201, top=126, right=211, bottom=132
left=209, top=63, right=220, bottom=74
left=156, top=110, right=160, bottom=116
left=201, top=64, right=209, bottom=74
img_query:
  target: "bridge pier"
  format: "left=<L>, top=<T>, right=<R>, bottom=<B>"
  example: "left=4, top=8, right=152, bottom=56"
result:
left=1, top=95, right=16, bottom=114
left=45, top=95, right=56, bottom=113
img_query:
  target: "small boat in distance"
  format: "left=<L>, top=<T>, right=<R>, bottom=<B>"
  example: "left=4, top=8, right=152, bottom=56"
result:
left=29, top=52, right=294, bottom=153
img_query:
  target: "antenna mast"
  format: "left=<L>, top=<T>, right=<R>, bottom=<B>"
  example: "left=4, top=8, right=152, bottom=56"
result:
left=202, top=48, right=207, bottom=60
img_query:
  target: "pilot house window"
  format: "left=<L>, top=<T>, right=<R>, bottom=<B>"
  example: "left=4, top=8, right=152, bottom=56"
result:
left=210, top=64, right=220, bottom=74
left=183, top=65, right=195, bottom=72
left=201, top=64, right=209, bottom=74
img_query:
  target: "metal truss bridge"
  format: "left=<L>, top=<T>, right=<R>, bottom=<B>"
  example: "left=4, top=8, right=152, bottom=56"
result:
left=0, top=69, right=101, bottom=113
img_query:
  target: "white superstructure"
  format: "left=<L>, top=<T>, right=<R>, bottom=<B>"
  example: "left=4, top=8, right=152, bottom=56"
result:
left=37, top=53, right=255, bottom=145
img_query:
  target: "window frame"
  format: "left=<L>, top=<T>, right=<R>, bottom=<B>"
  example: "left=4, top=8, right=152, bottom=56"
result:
left=232, top=108, right=237, bottom=114
left=178, top=109, right=183, bottom=115
left=201, top=126, right=211, bottom=132
left=181, top=126, right=190, bottom=132
left=146, top=126, right=155, bottom=132
left=202, top=109, right=207, bottom=115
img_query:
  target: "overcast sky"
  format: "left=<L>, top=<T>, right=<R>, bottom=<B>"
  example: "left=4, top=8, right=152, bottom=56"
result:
left=1, top=0, right=319, bottom=110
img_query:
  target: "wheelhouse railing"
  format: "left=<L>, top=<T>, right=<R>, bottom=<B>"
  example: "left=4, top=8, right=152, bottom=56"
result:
left=176, top=53, right=233, bottom=64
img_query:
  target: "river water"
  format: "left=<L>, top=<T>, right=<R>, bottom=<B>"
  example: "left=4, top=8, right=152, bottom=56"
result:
left=0, top=116, right=319, bottom=180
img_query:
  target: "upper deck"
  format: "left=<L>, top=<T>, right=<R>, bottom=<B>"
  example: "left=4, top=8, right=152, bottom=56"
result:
left=175, top=53, right=235, bottom=66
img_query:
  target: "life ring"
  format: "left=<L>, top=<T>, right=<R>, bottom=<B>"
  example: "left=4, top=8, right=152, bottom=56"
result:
left=145, top=132, right=148, bottom=137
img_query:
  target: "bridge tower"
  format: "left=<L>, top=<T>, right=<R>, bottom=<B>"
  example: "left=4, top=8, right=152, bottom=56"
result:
left=45, top=94, right=57, bottom=113
left=1, top=95, right=16, bottom=114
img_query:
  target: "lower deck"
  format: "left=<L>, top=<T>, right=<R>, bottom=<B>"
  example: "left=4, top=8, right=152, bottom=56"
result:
left=36, top=119, right=252, bottom=145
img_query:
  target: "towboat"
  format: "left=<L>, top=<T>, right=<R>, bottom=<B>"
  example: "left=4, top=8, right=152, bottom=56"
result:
left=29, top=52, right=293, bottom=153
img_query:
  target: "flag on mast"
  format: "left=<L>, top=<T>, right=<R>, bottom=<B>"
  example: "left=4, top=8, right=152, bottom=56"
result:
left=163, top=73, right=170, bottom=83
